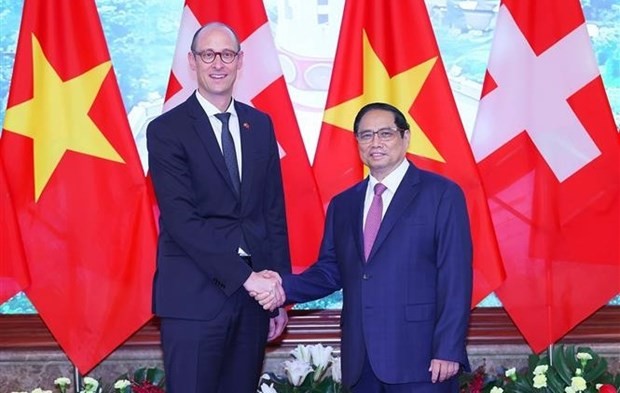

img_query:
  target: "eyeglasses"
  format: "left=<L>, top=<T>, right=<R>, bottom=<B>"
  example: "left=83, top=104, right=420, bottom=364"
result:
left=355, top=127, right=405, bottom=143
left=193, top=49, right=239, bottom=64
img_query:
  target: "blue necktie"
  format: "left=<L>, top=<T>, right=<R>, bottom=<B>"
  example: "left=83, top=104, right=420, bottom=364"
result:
left=215, top=112, right=240, bottom=196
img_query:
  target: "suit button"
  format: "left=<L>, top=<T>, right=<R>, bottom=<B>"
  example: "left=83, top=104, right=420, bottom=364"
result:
left=362, top=274, right=369, bottom=280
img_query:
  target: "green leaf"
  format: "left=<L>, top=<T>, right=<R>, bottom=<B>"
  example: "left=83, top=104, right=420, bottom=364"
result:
left=586, top=358, right=608, bottom=382
left=547, top=371, right=565, bottom=393
left=552, top=345, right=572, bottom=385
left=528, top=353, right=541, bottom=371
left=133, top=367, right=148, bottom=383
left=147, top=367, right=166, bottom=386
left=565, top=345, right=578, bottom=372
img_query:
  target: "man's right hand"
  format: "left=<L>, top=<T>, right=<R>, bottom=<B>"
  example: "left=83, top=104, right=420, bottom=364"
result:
left=244, top=270, right=285, bottom=311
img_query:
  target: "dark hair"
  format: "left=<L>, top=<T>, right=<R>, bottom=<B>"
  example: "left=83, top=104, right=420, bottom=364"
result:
left=190, top=22, right=241, bottom=52
left=353, top=102, right=410, bottom=133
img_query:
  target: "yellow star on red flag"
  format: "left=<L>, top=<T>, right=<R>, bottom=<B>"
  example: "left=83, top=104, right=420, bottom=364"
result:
left=3, top=35, right=124, bottom=201
left=323, top=30, right=444, bottom=163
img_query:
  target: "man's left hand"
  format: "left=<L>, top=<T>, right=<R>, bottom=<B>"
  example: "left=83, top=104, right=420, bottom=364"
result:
left=428, top=359, right=460, bottom=383
left=267, top=308, right=288, bottom=341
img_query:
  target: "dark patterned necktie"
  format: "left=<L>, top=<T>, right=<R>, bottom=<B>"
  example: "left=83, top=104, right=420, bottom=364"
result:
left=215, top=112, right=240, bottom=196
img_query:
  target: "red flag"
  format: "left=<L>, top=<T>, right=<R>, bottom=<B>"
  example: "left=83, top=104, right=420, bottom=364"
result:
left=1, top=0, right=157, bottom=373
left=0, top=160, right=30, bottom=304
left=312, top=0, right=505, bottom=305
left=471, top=0, right=620, bottom=352
left=163, top=0, right=324, bottom=271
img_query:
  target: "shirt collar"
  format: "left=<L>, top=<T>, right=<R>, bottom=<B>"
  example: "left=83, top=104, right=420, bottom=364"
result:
left=194, top=91, right=238, bottom=118
left=368, top=158, right=409, bottom=194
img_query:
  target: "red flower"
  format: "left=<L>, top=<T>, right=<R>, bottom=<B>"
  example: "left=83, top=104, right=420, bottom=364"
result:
left=598, top=385, right=618, bottom=393
left=132, top=382, right=165, bottom=393
left=469, top=371, right=484, bottom=393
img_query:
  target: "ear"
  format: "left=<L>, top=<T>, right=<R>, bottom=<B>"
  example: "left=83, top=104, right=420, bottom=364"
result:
left=403, top=129, right=412, bottom=150
left=236, top=50, right=244, bottom=70
left=188, top=51, right=197, bottom=71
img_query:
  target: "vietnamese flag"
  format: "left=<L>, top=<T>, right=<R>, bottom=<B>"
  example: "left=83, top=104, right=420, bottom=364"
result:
left=1, top=0, right=158, bottom=373
left=470, top=0, right=620, bottom=352
left=162, top=0, right=325, bottom=271
left=0, top=160, right=30, bottom=304
left=312, top=0, right=505, bottom=305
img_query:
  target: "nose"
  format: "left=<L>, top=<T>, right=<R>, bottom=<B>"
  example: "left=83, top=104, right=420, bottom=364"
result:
left=211, top=53, right=226, bottom=68
left=369, top=133, right=384, bottom=146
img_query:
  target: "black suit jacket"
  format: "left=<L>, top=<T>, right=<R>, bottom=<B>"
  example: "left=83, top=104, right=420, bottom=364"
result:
left=147, top=93, right=290, bottom=320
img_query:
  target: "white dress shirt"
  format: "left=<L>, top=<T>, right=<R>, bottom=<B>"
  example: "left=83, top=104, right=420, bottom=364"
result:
left=362, top=158, right=409, bottom=228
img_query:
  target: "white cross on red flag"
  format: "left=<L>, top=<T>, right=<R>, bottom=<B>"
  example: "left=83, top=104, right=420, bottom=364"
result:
left=164, top=0, right=324, bottom=271
left=471, top=0, right=619, bottom=352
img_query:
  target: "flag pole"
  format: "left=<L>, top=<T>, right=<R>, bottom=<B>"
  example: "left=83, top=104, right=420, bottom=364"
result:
left=73, top=364, right=82, bottom=393
left=549, top=344, right=554, bottom=366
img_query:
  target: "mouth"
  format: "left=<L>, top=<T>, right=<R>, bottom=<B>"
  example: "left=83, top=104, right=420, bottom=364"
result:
left=210, top=73, right=228, bottom=80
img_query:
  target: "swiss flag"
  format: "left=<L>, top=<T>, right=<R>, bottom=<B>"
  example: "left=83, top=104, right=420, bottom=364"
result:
left=312, top=0, right=505, bottom=305
left=164, top=0, right=324, bottom=271
left=0, top=160, right=29, bottom=304
left=1, top=0, right=157, bottom=373
left=471, top=0, right=619, bottom=352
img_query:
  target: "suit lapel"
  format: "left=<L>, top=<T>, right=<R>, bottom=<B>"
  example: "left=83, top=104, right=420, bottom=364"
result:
left=367, top=163, right=421, bottom=262
left=236, top=102, right=254, bottom=202
left=353, top=179, right=368, bottom=263
left=188, top=94, right=238, bottom=197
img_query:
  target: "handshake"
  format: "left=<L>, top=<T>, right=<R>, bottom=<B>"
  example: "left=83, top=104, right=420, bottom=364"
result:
left=243, top=270, right=286, bottom=311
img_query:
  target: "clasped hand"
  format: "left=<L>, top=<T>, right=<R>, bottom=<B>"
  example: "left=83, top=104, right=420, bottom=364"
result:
left=243, top=270, right=285, bottom=311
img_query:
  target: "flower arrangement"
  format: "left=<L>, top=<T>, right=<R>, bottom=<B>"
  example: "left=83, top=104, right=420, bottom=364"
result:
left=459, top=345, right=620, bottom=393
left=11, top=376, right=101, bottom=393
left=257, top=344, right=343, bottom=393
left=10, top=344, right=619, bottom=393
left=112, top=367, right=165, bottom=393
left=10, top=368, right=164, bottom=393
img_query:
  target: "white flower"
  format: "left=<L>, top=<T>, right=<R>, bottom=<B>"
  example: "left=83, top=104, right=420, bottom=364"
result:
left=290, top=344, right=312, bottom=363
left=533, top=373, right=548, bottom=388
left=576, top=353, right=593, bottom=361
left=113, top=379, right=131, bottom=389
left=533, top=365, right=549, bottom=375
left=31, top=389, right=52, bottom=393
left=80, top=377, right=99, bottom=393
left=258, top=382, right=278, bottom=393
left=284, top=359, right=313, bottom=386
left=309, top=344, right=333, bottom=369
left=566, top=387, right=576, bottom=393
left=54, top=377, right=71, bottom=387
left=490, top=387, right=504, bottom=393
left=571, top=376, right=587, bottom=392
left=596, top=384, right=603, bottom=390
left=575, top=368, right=583, bottom=376
left=309, top=344, right=333, bottom=381
left=505, top=367, right=516, bottom=378
left=331, top=356, right=342, bottom=383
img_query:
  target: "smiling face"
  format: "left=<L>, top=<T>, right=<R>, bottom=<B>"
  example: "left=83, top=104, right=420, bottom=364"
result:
left=188, top=24, right=243, bottom=110
left=357, top=109, right=410, bottom=181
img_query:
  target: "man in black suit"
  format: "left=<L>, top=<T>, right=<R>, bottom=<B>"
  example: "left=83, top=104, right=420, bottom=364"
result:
left=147, top=22, right=289, bottom=393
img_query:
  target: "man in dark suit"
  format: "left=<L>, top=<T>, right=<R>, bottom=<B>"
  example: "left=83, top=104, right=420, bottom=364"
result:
left=268, top=102, right=473, bottom=392
left=147, top=22, right=289, bottom=393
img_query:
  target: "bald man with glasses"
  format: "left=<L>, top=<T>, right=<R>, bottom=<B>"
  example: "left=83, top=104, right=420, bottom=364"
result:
left=147, top=22, right=290, bottom=393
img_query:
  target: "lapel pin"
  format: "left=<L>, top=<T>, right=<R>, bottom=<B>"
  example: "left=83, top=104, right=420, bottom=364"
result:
left=243, top=122, right=250, bottom=130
